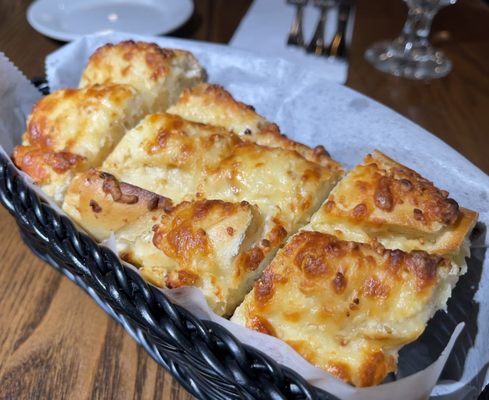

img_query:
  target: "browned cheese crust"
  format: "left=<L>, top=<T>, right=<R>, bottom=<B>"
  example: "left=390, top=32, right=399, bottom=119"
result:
left=310, top=150, right=478, bottom=254
left=232, top=231, right=453, bottom=387
left=80, top=40, right=205, bottom=113
left=167, top=83, right=342, bottom=172
left=117, top=199, right=264, bottom=315
left=12, top=84, right=144, bottom=202
left=62, top=169, right=173, bottom=241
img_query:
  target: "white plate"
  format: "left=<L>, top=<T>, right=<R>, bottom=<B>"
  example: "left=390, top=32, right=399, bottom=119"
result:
left=27, top=0, right=193, bottom=42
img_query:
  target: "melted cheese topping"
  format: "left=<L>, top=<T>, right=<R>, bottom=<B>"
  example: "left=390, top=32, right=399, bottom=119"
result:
left=80, top=41, right=205, bottom=113
left=104, top=113, right=340, bottom=315
left=232, top=150, right=476, bottom=387
left=117, top=200, right=265, bottom=315
left=232, top=231, right=462, bottom=387
left=168, top=83, right=342, bottom=171
left=310, top=150, right=478, bottom=254
left=12, top=84, right=144, bottom=202
left=103, top=112, right=340, bottom=236
left=102, top=113, right=241, bottom=202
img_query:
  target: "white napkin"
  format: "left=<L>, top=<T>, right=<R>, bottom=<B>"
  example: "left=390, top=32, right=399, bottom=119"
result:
left=230, top=0, right=351, bottom=83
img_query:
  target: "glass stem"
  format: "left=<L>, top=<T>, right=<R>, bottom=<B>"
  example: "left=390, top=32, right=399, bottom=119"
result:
left=398, top=5, right=438, bottom=54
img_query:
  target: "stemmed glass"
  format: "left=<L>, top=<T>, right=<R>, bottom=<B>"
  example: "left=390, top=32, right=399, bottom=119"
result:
left=365, top=0, right=456, bottom=80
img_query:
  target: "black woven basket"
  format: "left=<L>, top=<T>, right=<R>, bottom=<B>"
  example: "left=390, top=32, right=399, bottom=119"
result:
left=1, top=81, right=486, bottom=400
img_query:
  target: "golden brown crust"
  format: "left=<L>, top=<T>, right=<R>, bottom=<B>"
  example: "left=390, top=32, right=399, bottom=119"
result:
left=232, top=230, right=452, bottom=387
left=310, top=150, right=478, bottom=254
left=167, top=83, right=342, bottom=172
left=62, top=169, right=172, bottom=241
left=117, top=199, right=264, bottom=315
left=82, top=41, right=189, bottom=84
left=80, top=41, right=205, bottom=112
left=13, top=145, right=85, bottom=184
left=153, top=200, right=252, bottom=283
left=23, top=85, right=137, bottom=150
left=13, top=84, right=144, bottom=202
left=102, top=112, right=242, bottom=202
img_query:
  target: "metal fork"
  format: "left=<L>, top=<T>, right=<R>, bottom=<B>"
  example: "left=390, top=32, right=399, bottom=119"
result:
left=286, top=0, right=309, bottom=47
left=326, top=1, right=353, bottom=59
left=306, top=0, right=336, bottom=55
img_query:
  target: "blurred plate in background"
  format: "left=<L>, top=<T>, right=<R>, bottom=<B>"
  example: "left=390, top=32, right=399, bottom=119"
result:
left=27, top=0, right=193, bottom=42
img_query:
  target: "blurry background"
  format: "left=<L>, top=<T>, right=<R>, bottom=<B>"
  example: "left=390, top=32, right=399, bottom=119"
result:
left=1, top=0, right=487, bottom=173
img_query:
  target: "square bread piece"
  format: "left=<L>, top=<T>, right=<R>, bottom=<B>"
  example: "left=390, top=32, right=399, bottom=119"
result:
left=13, top=84, right=145, bottom=203
left=231, top=231, right=460, bottom=387
left=62, top=169, right=173, bottom=241
left=167, top=83, right=341, bottom=170
left=102, top=112, right=342, bottom=265
left=115, top=199, right=266, bottom=316
left=309, top=150, right=478, bottom=258
left=102, top=113, right=241, bottom=203
left=79, top=41, right=205, bottom=114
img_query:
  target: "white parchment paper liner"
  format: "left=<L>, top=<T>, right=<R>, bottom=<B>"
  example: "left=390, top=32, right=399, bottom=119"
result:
left=2, top=32, right=488, bottom=399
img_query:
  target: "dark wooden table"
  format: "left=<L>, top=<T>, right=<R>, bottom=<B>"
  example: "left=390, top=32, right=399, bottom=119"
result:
left=0, top=0, right=488, bottom=399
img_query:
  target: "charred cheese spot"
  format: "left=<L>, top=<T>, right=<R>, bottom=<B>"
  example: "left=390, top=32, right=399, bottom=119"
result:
left=405, top=251, right=445, bottom=289
left=89, top=199, right=102, bottom=213
left=295, top=250, right=328, bottom=277
left=413, top=208, right=424, bottom=221
left=399, top=178, right=413, bottom=192
left=254, top=269, right=276, bottom=305
left=374, top=176, right=394, bottom=211
left=333, top=272, right=347, bottom=293
left=241, top=247, right=265, bottom=271
left=352, top=203, right=367, bottom=218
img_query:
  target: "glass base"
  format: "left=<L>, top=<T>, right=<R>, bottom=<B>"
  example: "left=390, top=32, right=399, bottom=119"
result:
left=365, top=39, right=452, bottom=80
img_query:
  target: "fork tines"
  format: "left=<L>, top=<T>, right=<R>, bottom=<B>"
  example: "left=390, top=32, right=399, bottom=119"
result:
left=286, top=0, right=309, bottom=47
left=286, top=0, right=354, bottom=60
